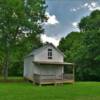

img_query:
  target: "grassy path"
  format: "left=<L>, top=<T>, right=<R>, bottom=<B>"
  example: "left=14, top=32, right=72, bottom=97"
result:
left=0, top=82, right=100, bottom=100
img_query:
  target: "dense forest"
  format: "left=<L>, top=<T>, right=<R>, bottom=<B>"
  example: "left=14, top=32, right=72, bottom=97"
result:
left=58, top=10, right=100, bottom=81
left=0, top=0, right=47, bottom=79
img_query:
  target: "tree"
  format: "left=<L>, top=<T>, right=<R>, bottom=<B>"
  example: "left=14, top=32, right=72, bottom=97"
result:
left=79, top=10, right=100, bottom=31
left=58, top=32, right=83, bottom=62
left=58, top=10, right=100, bottom=81
left=0, top=0, right=47, bottom=79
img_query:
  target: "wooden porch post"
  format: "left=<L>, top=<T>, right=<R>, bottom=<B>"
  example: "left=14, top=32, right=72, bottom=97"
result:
left=73, top=64, right=75, bottom=83
left=39, top=64, right=42, bottom=86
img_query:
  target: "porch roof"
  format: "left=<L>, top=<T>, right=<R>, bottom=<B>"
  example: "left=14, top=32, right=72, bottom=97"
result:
left=33, top=61, right=74, bottom=66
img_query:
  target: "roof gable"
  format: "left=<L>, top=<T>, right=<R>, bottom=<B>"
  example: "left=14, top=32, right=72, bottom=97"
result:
left=25, top=43, right=64, bottom=58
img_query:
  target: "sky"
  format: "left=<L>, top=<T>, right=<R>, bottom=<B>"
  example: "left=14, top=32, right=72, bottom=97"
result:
left=41, top=0, right=100, bottom=46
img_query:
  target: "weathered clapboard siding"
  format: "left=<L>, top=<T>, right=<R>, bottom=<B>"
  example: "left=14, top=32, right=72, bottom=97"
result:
left=24, top=56, right=34, bottom=80
left=34, top=45, right=63, bottom=62
left=38, top=64, right=63, bottom=76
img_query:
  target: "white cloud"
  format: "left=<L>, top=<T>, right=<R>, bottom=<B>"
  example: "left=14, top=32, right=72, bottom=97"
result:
left=87, top=2, right=100, bottom=11
left=72, top=22, right=80, bottom=32
left=45, top=12, right=59, bottom=25
left=41, top=34, right=60, bottom=46
left=72, top=22, right=78, bottom=28
left=71, top=1, right=100, bottom=12
left=70, top=7, right=80, bottom=12
left=91, top=2, right=96, bottom=7
left=84, top=3, right=88, bottom=7
left=71, top=8, right=77, bottom=12
left=88, top=5, right=100, bottom=11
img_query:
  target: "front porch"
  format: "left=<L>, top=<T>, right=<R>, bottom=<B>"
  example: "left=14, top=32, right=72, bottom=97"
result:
left=33, top=73, right=74, bottom=85
left=33, top=61, right=75, bottom=85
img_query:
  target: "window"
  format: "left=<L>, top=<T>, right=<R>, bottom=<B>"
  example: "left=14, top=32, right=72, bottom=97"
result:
left=48, top=49, right=52, bottom=59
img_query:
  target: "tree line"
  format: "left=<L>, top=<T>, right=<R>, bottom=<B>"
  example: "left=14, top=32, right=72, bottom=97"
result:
left=58, top=10, right=100, bottom=81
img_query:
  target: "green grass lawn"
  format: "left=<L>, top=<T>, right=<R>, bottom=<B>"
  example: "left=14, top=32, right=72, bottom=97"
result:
left=0, top=82, right=100, bottom=100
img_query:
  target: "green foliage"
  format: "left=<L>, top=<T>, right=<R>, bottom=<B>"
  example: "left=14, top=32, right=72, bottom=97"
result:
left=58, top=10, right=100, bottom=81
left=58, top=32, right=83, bottom=62
left=79, top=10, right=100, bottom=31
left=0, top=0, right=46, bottom=78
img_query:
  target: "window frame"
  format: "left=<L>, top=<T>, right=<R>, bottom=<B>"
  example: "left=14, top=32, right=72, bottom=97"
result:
left=48, top=48, right=52, bottom=59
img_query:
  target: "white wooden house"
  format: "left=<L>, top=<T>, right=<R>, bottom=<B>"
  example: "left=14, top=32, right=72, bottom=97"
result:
left=24, top=43, right=74, bottom=85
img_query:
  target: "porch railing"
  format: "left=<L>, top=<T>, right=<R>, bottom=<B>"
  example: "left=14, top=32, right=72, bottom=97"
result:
left=33, top=74, right=74, bottom=84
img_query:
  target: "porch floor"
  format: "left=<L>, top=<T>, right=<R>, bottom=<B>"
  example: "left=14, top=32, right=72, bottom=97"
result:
left=38, top=79, right=74, bottom=85
left=33, top=74, right=74, bottom=85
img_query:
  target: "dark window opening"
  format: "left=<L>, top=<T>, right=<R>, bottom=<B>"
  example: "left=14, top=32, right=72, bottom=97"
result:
left=48, top=49, right=52, bottom=59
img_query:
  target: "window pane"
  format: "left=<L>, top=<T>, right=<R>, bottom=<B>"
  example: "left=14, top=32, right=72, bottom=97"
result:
left=48, top=49, right=52, bottom=59
left=48, top=49, right=52, bottom=51
left=48, top=56, right=52, bottom=59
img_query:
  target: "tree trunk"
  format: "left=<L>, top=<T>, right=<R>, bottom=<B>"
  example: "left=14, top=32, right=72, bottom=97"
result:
left=3, top=53, right=9, bottom=80
left=3, top=59, right=8, bottom=80
left=3, top=35, right=9, bottom=80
